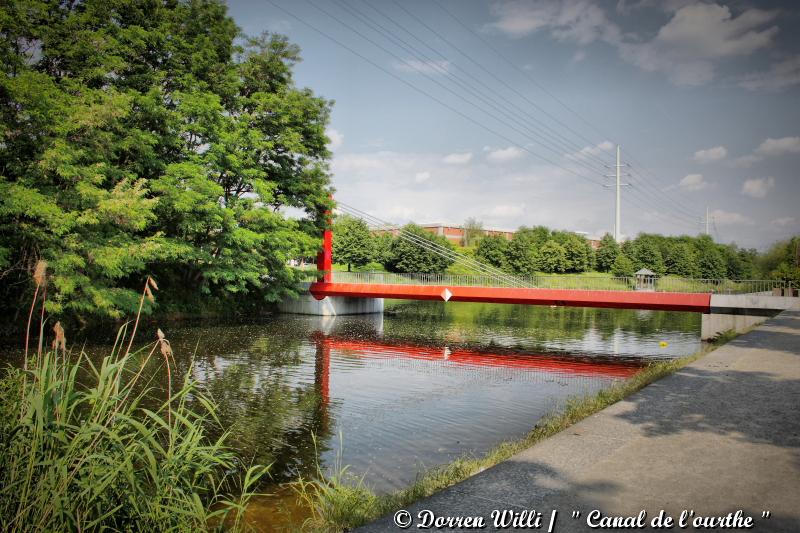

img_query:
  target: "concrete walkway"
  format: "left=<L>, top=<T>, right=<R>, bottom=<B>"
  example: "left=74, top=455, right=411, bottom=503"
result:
left=358, top=308, right=800, bottom=532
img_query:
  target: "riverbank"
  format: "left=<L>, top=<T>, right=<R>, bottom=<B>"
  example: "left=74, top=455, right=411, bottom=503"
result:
left=356, top=307, right=800, bottom=532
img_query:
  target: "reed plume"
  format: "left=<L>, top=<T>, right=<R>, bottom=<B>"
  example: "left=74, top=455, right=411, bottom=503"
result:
left=24, top=260, right=47, bottom=370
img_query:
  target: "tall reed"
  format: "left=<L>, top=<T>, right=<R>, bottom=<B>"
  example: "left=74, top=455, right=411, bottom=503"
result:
left=0, top=271, right=267, bottom=531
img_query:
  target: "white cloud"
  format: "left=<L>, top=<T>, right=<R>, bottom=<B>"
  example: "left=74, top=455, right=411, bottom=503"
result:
left=619, top=3, right=778, bottom=85
left=488, top=0, right=621, bottom=44
left=678, top=173, right=708, bottom=191
left=740, top=56, right=800, bottom=91
left=741, top=176, right=775, bottom=198
left=487, top=146, right=525, bottom=162
left=755, top=136, right=800, bottom=157
left=395, top=59, right=450, bottom=74
left=692, top=145, right=727, bottom=164
left=414, top=171, right=431, bottom=183
left=572, top=140, right=614, bottom=159
left=490, top=1, right=780, bottom=87
left=573, top=50, right=586, bottom=62
left=326, top=128, right=343, bottom=150
left=710, top=209, right=754, bottom=226
left=485, top=204, right=525, bottom=217
left=771, top=217, right=796, bottom=228
left=731, top=154, right=762, bottom=168
left=619, top=3, right=779, bottom=85
left=442, top=152, right=473, bottom=164
left=731, top=136, right=800, bottom=167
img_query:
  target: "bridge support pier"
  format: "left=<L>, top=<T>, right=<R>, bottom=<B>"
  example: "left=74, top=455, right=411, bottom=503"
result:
left=701, top=294, right=798, bottom=340
left=279, top=283, right=384, bottom=316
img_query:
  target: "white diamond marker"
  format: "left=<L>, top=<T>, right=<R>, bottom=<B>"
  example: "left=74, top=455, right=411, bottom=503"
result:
left=441, top=288, right=452, bottom=302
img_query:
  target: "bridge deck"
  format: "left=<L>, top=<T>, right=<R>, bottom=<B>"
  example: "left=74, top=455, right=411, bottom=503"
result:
left=309, top=282, right=712, bottom=313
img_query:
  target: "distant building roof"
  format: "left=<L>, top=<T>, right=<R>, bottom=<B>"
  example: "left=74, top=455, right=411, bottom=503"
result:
left=635, top=268, right=656, bottom=276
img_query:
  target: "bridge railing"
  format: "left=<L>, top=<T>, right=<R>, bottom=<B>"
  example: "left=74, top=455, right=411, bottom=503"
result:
left=321, top=271, right=790, bottom=295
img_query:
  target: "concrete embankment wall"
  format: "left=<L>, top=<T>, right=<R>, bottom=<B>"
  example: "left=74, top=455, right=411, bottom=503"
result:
left=701, top=293, right=798, bottom=339
left=278, top=282, right=384, bottom=316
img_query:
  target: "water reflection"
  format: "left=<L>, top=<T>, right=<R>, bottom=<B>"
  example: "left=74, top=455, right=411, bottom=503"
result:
left=178, top=303, right=699, bottom=493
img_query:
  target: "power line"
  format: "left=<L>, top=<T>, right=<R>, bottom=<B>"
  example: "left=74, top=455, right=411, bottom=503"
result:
left=431, top=0, right=613, bottom=157
left=269, top=0, right=608, bottom=187
left=305, top=0, right=611, bottom=181
left=337, top=202, right=527, bottom=286
left=366, top=0, right=614, bottom=170
left=431, top=0, right=704, bottom=224
left=329, top=0, right=610, bottom=177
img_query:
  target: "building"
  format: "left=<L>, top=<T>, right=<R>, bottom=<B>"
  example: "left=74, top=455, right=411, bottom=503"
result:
left=372, top=224, right=603, bottom=248
left=371, top=223, right=515, bottom=244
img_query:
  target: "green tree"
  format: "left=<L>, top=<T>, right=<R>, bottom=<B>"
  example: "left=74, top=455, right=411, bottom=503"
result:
left=664, top=242, right=698, bottom=277
left=475, top=235, right=508, bottom=269
left=694, top=236, right=726, bottom=279
left=504, top=230, right=540, bottom=275
left=630, top=238, right=665, bottom=275
left=538, top=240, right=568, bottom=273
left=385, top=224, right=454, bottom=274
left=771, top=263, right=800, bottom=286
left=756, top=236, right=798, bottom=277
left=462, top=217, right=484, bottom=247
left=0, top=0, right=332, bottom=320
left=611, top=253, right=635, bottom=277
left=552, top=231, right=592, bottom=273
left=372, top=233, right=394, bottom=266
left=595, top=234, right=619, bottom=272
left=736, top=248, right=757, bottom=279
left=332, top=215, right=373, bottom=271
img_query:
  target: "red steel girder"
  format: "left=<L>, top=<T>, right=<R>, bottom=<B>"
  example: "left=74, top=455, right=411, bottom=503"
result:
left=309, top=282, right=711, bottom=313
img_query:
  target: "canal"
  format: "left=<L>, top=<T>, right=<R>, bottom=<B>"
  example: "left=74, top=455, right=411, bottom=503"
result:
left=2, top=300, right=701, bottom=529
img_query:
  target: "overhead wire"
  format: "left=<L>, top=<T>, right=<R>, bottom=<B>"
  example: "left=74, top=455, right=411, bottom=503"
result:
left=349, top=0, right=613, bottom=172
left=306, top=0, right=601, bottom=185
left=389, top=0, right=614, bottom=169
left=431, top=0, right=705, bottom=224
left=337, top=202, right=529, bottom=286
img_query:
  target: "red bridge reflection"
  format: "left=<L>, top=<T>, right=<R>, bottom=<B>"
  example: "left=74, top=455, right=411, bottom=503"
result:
left=314, top=334, right=644, bottom=408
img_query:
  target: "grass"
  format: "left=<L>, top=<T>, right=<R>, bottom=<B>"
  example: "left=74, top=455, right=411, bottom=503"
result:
left=0, top=265, right=268, bottom=531
left=292, top=330, right=740, bottom=532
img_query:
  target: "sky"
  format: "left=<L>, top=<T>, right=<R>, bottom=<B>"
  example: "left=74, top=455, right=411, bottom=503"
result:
left=227, top=0, right=800, bottom=249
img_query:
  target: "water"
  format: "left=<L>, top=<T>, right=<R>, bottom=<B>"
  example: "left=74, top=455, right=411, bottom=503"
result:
left=2, top=301, right=701, bottom=528
left=138, top=302, right=699, bottom=490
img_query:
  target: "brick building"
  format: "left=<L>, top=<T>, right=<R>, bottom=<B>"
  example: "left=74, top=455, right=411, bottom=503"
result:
left=372, top=223, right=514, bottom=244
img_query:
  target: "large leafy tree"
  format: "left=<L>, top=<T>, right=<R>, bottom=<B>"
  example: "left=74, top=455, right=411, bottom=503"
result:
left=332, top=215, right=373, bottom=271
left=504, top=226, right=546, bottom=275
left=385, top=224, right=454, bottom=274
left=694, top=236, right=726, bottom=279
left=611, top=253, right=635, bottom=277
left=538, top=240, right=568, bottom=273
left=475, top=235, right=508, bottom=269
left=629, top=239, right=665, bottom=275
left=0, top=0, right=332, bottom=320
left=552, top=231, right=592, bottom=273
left=595, top=234, right=619, bottom=273
left=664, top=242, right=698, bottom=277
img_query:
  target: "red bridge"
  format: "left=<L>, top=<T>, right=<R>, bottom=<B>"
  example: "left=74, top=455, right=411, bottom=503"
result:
left=296, top=205, right=793, bottom=334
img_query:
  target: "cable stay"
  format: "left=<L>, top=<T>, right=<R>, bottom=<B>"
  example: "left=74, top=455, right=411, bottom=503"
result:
left=337, top=202, right=529, bottom=288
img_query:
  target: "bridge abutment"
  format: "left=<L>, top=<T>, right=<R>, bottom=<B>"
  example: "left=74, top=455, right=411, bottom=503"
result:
left=279, top=283, right=384, bottom=316
left=701, top=293, right=798, bottom=340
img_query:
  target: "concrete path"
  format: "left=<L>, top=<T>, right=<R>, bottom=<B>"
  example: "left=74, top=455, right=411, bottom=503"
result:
left=358, top=308, right=800, bottom=532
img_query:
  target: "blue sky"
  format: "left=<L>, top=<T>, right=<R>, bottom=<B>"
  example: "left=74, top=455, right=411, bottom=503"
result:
left=228, top=0, right=800, bottom=248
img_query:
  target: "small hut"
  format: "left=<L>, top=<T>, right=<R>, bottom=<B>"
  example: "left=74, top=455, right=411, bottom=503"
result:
left=634, top=268, right=657, bottom=291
